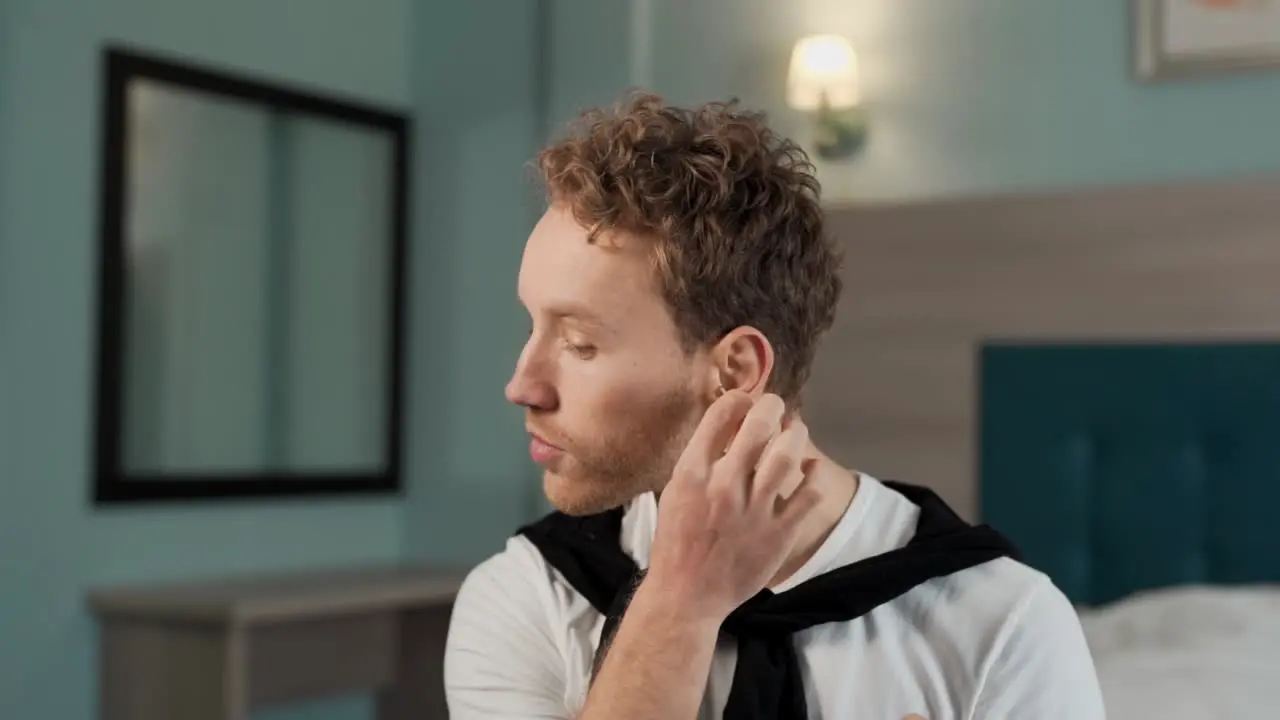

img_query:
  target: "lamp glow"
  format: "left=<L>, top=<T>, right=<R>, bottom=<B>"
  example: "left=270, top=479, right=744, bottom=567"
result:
left=786, top=34, right=866, bottom=160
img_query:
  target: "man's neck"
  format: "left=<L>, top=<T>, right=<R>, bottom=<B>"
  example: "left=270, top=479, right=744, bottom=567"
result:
left=646, top=443, right=859, bottom=589
left=767, top=448, right=860, bottom=589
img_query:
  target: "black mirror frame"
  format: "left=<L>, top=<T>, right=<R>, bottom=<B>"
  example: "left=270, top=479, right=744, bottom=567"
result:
left=91, top=45, right=412, bottom=506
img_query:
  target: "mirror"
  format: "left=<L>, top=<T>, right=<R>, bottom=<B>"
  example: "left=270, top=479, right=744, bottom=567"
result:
left=92, top=47, right=410, bottom=504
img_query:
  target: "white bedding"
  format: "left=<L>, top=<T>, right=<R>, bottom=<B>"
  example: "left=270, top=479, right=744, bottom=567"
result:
left=1076, top=584, right=1280, bottom=718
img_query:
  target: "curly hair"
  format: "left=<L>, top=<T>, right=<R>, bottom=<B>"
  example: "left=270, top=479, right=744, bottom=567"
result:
left=534, top=92, right=843, bottom=405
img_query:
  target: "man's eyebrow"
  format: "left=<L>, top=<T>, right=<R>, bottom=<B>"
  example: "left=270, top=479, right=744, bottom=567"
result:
left=547, top=303, right=612, bottom=331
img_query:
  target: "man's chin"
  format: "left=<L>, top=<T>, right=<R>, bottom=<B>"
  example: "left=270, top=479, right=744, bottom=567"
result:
left=541, top=470, right=631, bottom=516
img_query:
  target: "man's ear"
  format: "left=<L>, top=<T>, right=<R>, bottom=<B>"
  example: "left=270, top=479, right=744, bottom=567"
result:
left=706, top=326, right=774, bottom=400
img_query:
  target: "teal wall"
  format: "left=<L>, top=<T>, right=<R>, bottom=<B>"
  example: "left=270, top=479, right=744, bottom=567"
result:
left=633, top=0, right=1280, bottom=202
left=0, top=1, right=410, bottom=719
left=401, top=1, right=546, bottom=564
left=543, top=0, right=636, bottom=137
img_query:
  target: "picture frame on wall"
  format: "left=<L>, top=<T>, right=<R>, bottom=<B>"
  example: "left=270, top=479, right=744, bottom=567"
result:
left=1135, top=0, right=1280, bottom=80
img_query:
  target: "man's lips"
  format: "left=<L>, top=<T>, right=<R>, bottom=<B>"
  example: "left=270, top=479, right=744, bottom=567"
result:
left=528, top=431, right=564, bottom=464
left=527, top=427, right=563, bottom=448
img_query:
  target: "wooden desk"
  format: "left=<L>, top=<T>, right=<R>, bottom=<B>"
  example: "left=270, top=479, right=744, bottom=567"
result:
left=88, top=565, right=467, bottom=720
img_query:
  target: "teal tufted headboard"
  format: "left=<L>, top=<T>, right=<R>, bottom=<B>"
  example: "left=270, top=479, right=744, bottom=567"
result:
left=978, top=342, right=1280, bottom=607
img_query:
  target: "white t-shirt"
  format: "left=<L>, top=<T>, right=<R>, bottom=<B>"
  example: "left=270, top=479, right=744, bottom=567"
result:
left=444, top=474, right=1108, bottom=719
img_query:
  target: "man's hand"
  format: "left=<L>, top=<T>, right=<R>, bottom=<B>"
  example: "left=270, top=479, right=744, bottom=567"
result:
left=646, top=391, right=821, bottom=622
left=577, top=391, right=933, bottom=720
left=576, top=391, right=821, bottom=720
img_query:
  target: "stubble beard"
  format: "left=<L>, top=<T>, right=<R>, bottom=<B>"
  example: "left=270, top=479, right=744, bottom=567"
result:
left=541, top=387, right=704, bottom=516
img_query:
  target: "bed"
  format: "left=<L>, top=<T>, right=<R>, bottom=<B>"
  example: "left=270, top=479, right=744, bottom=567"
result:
left=979, top=341, right=1280, bottom=717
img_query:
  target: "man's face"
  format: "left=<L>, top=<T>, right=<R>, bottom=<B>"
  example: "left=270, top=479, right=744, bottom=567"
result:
left=507, top=205, right=708, bottom=515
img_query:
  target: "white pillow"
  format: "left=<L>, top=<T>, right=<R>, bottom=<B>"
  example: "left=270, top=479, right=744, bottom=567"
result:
left=1076, top=584, right=1280, bottom=719
left=1077, top=583, right=1280, bottom=656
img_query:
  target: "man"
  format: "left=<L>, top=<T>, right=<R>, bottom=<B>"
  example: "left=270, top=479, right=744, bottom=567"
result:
left=443, top=94, right=1106, bottom=719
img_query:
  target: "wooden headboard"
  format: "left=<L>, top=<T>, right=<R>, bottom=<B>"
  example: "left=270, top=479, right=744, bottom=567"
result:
left=803, top=173, right=1280, bottom=520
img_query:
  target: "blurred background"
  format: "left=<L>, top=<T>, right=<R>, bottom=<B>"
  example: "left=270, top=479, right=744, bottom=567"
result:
left=3, top=1, right=1280, bottom=719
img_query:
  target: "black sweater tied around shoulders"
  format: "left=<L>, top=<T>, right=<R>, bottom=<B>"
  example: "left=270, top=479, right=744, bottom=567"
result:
left=517, top=481, right=1021, bottom=720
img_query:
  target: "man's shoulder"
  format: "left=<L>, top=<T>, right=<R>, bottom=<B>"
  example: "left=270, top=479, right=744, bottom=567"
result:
left=957, top=565, right=1106, bottom=717
left=942, top=555, right=1059, bottom=617
left=445, top=533, right=590, bottom=718
left=455, top=532, right=564, bottom=610
left=447, top=534, right=568, bottom=666
left=905, top=558, right=1101, bottom=710
left=867, top=477, right=1072, bottom=637
left=455, top=526, right=607, bottom=623
left=925, top=556, right=1098, bottom=693
left=920, top=554, right=1075, bottom=643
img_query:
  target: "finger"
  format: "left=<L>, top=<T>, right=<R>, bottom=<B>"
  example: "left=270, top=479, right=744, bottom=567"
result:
left=675, top=389, right=754, bottom=474
left=778, top=457, right=816, bottom=501
left=775, top=471, right=822, bottom=527
left=751, top=418, right=809, bottom=504
left=718, top=394, right=786, bottom=485
left=777, top=419, right=814, bottom=501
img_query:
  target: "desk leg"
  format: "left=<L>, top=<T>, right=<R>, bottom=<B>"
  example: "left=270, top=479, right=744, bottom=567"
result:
left=99, top=618, right=246, bottom=720
left=376, top=605, right=453, bottom=720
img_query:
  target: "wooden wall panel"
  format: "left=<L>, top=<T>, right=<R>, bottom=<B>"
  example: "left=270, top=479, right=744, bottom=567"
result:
left=805, top=174, right=1280, bottom=519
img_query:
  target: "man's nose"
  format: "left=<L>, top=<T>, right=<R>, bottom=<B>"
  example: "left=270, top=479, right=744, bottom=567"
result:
left=505, top=356, right=556, bottom=410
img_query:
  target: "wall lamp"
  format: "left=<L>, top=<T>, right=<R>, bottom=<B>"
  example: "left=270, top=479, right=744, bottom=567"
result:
left=787, top=34, right=866, bottom=161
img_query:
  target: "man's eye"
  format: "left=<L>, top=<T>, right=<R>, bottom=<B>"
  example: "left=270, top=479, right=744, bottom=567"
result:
left=564, top=342, right=597, bottom=360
